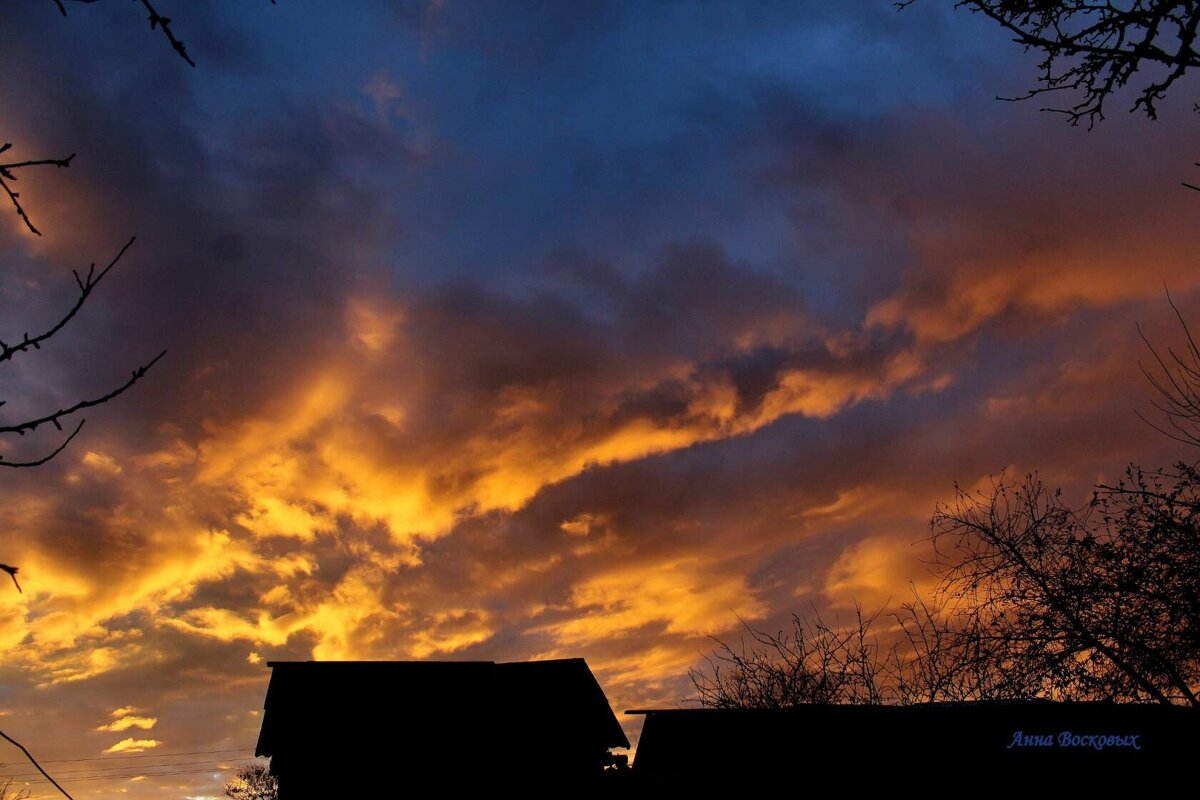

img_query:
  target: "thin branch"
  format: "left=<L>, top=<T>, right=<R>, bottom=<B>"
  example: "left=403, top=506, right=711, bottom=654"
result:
left=136, top=0, right=195, bottom=67
left=0, top=419, right=85, bottom=469
left=54, top=0, right=196, bottom=67
left=0, top=237, right=137, bottom=368
left=1135, top=288, right=1200, bottom=447
left=0, top=564, right=21, bottom=593
left=0, top=143, right=76, bottom=236
left=0, top=351, right=166, bottom=438
left=901, top=2, right=1200, bottom=125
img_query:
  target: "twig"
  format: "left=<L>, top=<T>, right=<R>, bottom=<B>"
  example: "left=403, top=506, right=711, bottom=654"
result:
left=0, top=351, right=166, bottom=438
left=0, top=420, right=86, bottom=469
left=0, top=143, right=75, bottom=236
left=0, top=237, right=136, bottom=367
left=137, top=0, right=195, bottom=67
left=53, top=0, right=202, bottom=67
left=0, top=564, right=21, bottom=593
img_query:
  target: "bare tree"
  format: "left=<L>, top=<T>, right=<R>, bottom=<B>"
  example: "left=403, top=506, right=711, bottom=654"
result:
left=689, top=592, right=1022, bottom=708
left=900, top=1, right=1200, bottom=127
left=692, top=466, right=1200, bottom=709
left=1138, top=290, right=1200, bottom=447
left=930, top=470, right=1199, bottom=706
left=886, top=589, right=1026, bottom=703
left=689, top=606, right=895, bottom=707
left=0, top=778, right=31, bottom=800
left=224, top=762, right=278, bottom=800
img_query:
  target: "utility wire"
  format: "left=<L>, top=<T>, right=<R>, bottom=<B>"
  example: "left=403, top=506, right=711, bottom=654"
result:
left=14, top=765, right=241, bottom=785
left=23, top=747, right=256, bottom=765
left=2, top=757, right=252, bottom=779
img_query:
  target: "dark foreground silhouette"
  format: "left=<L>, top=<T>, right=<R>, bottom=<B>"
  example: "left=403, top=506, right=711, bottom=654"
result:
left=255, top=659, right=628, bottom=797
left=630, top=701, right=1199, bottom=792
left=255, top=659, right=1198, bottom=796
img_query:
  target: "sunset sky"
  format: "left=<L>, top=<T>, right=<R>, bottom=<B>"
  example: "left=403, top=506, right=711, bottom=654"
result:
left=2, top=1, right=1200, bottom=797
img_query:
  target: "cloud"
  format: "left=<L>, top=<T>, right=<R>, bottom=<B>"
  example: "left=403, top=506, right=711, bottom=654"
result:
left=824, top=534, right=936, bottom=610
left=95, top=714, right=157, bottom=732
left=103, top=738, right=160, bottom=754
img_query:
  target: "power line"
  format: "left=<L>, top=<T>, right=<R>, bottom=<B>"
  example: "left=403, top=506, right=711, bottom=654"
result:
left=2, top=757, right=253, bottom=779
left=26, top=747, right=256, bottom=765
left=15, top=765, right=242, bottom=785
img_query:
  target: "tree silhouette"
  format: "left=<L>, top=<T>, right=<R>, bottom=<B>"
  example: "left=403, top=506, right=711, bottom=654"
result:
left=693, top=467, right=1200, bottom=708
left=223, top=762, right=278, bottom=800
left=0, top=777, right=31, bottom=800
left=690, top=606, right=892, bottom=707
left=1138, top=291, right=1200, bottom=447
left=931, top=469, right=1200, bottom=706
left=901, top=1, right=1200, bottom=126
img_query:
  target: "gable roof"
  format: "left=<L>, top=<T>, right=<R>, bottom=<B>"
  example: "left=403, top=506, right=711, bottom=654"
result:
left=255, top=658, right=628, bottom=758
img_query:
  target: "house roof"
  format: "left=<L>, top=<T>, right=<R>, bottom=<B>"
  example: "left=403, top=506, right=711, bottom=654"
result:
left=628, top=702, right=1200, bottom=782
left=255, top=658, right=629, bottom=757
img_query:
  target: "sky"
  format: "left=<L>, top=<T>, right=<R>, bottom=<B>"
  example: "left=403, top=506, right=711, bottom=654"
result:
left=1, top=1, right=1200, bottom=797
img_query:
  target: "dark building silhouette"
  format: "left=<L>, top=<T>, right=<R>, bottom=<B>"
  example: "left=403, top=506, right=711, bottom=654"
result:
left=255, top=659, right=628, bottom=797
left=629, top=701, right=1199, bottom=791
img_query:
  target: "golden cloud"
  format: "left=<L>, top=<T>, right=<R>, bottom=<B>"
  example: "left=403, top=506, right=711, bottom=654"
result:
left=103, top=738, right=160, bottom=754
left=95, top=715, right=157, bottom=732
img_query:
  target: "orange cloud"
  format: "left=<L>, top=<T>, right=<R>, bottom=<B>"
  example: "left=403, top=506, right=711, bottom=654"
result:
left=103, top=738, right=160, bottom=754
left=95, top=715, right=157, bottom=732
left=541, top=558, right=767, bottom=645
left=824, top=534, right=938, bottom=610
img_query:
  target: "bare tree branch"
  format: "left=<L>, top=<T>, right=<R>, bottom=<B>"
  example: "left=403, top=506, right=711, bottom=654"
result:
left=901, top=1, right=1200, bottom=127
left=0, top=563, right=21, bottom=593
left=0, top=350, right=165, bottom=439
left=53, top=0, right=281, bottom=68
left=0, top=238, right=165, bottom=470
left=689, top=604, right=896, bottom=707
left=0, top=143, right=75, bottom=236
left=693, top=466, right=1200, bottom=709
left=134, top=0, right=194, bottom=68
left=0, top=237, right=136, bottom=367
left=224, top=761, right=278, bottom=800
left=1137, top=288, right=1200, bottom=448
left=0, top=420, right=85, bottom=470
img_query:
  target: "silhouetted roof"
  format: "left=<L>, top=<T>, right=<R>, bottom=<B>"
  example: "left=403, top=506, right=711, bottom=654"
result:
left=628, top=702, right=1200, bottom=788
left=255, top=658, right=628, bottom=759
